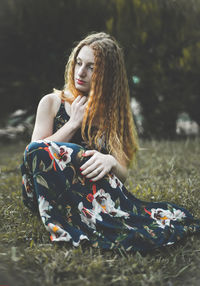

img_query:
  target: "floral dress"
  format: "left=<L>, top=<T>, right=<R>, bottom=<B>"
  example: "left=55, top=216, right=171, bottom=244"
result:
left=21, top=101, right=200, bottom=252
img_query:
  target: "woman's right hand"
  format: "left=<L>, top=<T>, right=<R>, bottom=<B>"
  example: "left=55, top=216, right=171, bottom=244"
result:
left=68, top=95, right=88, bottom=128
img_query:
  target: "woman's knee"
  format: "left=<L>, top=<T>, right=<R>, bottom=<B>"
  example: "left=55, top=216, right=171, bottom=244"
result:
left=23, top=140, right=52, bottom=166
left=25, top=140, right=47, bottom=153
left=24, top=140, right=87, bottom=170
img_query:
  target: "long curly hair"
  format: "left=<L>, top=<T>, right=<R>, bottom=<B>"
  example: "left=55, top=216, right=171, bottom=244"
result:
left=60, top=32, right=139, bottom=166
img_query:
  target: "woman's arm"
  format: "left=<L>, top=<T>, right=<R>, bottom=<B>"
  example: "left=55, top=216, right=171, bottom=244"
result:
left=80, top=150, right=128, bottom=183
left=31, top=94, right=87, bottom=142
left=32, top=94, right=128, bottom=182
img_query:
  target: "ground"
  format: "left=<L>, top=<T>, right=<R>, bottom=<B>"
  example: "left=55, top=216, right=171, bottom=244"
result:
left=0, top=139, right=200, bottom=286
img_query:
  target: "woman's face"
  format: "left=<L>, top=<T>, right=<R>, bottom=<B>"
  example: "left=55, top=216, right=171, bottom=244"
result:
left=74, top=45, right=94, bottom=94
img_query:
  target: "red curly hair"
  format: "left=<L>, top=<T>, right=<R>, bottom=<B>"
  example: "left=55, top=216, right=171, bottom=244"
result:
left=59, top=32, right=139, bottom=166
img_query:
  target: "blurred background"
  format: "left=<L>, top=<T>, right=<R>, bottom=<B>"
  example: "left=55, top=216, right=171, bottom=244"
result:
left=0, top=0, right=200, bottom=141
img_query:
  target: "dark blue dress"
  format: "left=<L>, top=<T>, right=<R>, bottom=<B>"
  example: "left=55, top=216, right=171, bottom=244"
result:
left=21, top=101, right=200, bottom=252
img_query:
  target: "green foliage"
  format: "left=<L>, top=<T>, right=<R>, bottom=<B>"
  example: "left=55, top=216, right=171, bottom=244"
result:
left=0, top=139, right=200, bottom=285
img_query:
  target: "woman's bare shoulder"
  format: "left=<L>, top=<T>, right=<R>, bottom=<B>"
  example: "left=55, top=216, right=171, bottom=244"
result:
left=39, top=92, right=61, bottom=116
left=40, top=92, right=60, bottom=103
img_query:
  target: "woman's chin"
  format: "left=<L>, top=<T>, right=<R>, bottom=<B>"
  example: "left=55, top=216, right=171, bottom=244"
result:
left=75, top=84, right=88, bottom=93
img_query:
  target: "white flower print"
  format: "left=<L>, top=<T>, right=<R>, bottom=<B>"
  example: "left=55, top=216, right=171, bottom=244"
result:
left=48, top=222, right=89, bottom=245
left=93, top=188, right=129, bottom=218
left=78, top=202, right=103, bottom=230
left=22, top=174, right=34, bottom=198
left=38, top=195, right=53, bottom=224
left=150, top=207, right=186, bottom=229
left=47, top=222, right=72, bottom=242
left=108, top=174, right=123, bottom=189
left=79, top=188, right=130, bottom=230
left=48, top=143, right=73, bottom=171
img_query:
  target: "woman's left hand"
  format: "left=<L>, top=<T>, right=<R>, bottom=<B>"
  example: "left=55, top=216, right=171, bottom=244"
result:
left=80, top=150, right=116, bottom=182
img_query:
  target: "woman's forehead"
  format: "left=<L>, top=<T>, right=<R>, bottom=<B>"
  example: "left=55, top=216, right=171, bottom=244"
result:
left=77, top=45, right=94, bottom=64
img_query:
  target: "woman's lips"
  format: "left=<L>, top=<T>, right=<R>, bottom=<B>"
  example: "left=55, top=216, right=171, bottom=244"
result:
left=76, top=79, right=86, bottom=85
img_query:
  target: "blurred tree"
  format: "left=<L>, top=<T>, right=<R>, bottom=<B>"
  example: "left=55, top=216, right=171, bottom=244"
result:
left=177, top=2, right=200, bottom=126
left=107, top=0, right=200, bottom=138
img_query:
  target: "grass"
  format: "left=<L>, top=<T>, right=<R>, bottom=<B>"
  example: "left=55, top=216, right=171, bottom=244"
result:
left=0, top=138, right=200, bottom=286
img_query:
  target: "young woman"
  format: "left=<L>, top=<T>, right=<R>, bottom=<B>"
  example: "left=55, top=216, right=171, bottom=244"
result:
left=21, top=32, right=199, bottom=252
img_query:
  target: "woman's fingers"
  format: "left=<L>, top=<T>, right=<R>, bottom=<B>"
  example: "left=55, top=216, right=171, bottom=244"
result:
left=76, top=95, right=87, bottom=106
left=80, top=150, right=96, bottom=169
left=69, top=96, right=88, bottom=128
left=73, top=95, right=81, bottom=103
left=83, top=150, right=96, bottom=157
left=90, top=169, right=107, bottom=182
left=83, top=101, right=88, bottom=108
left=79, top=96, right=87, bottom=104
left=80, top=156, right=98, bottom=175
left=80, top=150, right=114, bottom=181
left=84, top=166, right=103, bottom=179
left=80, top=150, right=109, bottom=180
left=81, top=163, right=106, bottom=181
left=72, top=95, right=87, bottom=108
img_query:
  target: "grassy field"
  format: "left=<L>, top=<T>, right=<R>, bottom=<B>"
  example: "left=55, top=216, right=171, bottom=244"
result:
left=0, top=139, right=200, bottom=286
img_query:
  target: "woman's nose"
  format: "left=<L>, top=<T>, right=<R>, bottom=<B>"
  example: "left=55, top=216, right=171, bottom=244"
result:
left=78, top=65, right=86, bottom=77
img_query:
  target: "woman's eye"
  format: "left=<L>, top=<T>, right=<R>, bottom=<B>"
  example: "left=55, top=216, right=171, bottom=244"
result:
left=76, top=60, right=82, bottom=66
left=88, top=66, right=94, bottom=71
